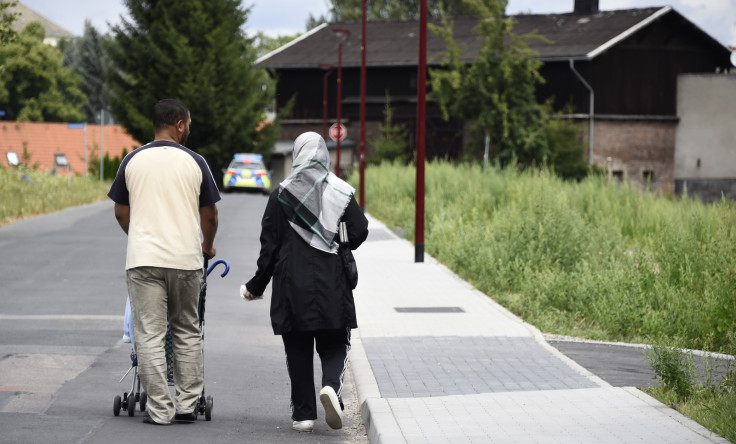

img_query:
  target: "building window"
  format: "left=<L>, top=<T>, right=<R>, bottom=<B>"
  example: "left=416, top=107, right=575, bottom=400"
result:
left=643, top=170, right=654, bottom=183
left=612, top=170, right=623, bottom=181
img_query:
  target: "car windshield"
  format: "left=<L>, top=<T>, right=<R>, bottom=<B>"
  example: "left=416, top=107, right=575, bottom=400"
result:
left=229, top=161, right=264, bottom=170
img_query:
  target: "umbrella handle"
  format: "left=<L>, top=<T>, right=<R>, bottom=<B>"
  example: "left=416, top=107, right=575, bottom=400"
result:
left=207, top=259, right=229, bottom=278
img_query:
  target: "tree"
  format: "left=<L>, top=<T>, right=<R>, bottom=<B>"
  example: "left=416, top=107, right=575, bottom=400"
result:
left=369, top=92, right=410, bottom=164
left=251, top=31, right=299, bottom=58
left=61, top=20, right=113, bottom=124
left=430, top=0, right=549, bottom=166
left=0, top=0, right=18, bottom=45
left=106, top=0, right=282, bottom=185
left=309, top=0, right=507, bottom=23
left=0, top=21, right=86, bottom=122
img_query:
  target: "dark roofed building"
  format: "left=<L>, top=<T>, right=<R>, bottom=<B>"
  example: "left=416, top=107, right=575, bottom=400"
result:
left=258, top=0, right=733, bottom=192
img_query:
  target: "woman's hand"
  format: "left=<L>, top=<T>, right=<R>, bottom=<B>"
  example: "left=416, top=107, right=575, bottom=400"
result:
left=240, top=284, right=261, bottom=301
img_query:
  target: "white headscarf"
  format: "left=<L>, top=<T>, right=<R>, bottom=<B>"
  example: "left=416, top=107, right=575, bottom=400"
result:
left=278, top=132, right=355, bottom=253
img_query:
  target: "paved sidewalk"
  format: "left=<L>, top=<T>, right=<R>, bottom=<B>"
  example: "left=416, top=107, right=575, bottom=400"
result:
left=349, top=215, right=728, bottom=444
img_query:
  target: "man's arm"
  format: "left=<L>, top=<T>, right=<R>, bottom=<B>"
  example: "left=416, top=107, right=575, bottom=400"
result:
left=200, top=204, right=218, bottom=258
left=114, top=203, right=130, bottom=234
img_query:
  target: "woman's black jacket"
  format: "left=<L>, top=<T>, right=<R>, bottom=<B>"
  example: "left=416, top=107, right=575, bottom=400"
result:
left=245, top=189, right=369, bottom=335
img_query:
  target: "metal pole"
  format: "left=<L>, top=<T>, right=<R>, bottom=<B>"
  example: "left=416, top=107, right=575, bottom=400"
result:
left=320, top=65, right=333, bottom=141
left=84, top=122, right=88, bottom=176
left=359, top=0, right=367, bottom=208
left=415, top=0, right=427, bottom=263
left=100, top=109, right=105, bottom=181
left=336, top=41, right=343, bottom=178
left=332, top=29, right=350, bottom=178
left=323, top=70, right=329, bottom=141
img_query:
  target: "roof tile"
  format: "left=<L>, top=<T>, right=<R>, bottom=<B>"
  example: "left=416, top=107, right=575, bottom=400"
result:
left=1, top=121, right=141, bottom=174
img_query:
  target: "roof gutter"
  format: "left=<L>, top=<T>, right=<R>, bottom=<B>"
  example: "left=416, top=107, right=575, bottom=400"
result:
left=569, top=59, right=594, bottom=166
left=587, top=6, right=671, bottom=59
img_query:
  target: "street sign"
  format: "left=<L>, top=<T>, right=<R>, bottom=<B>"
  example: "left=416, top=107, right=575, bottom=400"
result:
left=329, top=123, right=347, bottom=142
left=67, top=123, right=85, bottom=129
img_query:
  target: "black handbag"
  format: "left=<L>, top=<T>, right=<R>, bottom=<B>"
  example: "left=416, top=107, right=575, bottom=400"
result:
left=338, top=222, right=358, bottom=289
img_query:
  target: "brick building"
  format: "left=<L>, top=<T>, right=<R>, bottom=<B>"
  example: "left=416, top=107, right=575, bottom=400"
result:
left=1, top=122, right=140, bottom=175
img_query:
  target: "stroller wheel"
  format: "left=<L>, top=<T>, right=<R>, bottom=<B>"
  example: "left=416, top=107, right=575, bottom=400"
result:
left=205, top=396, right=213, bottom=421
left=139, top=392, right=147, bottom=412
left=127, top=395, right=136, bottom=416
left=113, top=395, right=121, bottom=416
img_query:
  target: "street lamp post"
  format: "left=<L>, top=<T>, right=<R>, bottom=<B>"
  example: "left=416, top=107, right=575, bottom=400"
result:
left=359, top=0, right=367, bottom=208
left=415, top=0, right=427, bottom=263
left=319, top=64, right=334, bottom=142
left=332, top=28, right=350, bottom=178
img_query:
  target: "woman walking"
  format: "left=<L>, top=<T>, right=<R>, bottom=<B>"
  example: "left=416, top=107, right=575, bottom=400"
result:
left=242, top=131, right=369, bottom=432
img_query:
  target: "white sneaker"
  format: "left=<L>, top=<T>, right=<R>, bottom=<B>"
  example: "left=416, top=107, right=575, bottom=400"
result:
left=292, top=420, right=314, bottom=432
left=319, top=386, right=343, bottom=429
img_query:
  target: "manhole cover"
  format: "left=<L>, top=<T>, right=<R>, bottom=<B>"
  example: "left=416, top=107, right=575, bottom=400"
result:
left=394, top=307, right=465, bottom=313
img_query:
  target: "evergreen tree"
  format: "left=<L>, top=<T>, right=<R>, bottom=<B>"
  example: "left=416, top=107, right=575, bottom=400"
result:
left=61, top=20, right=113, bottom=124
left=370, top=92, right=409, bottom=164
left=0, top=21, right=86, bottom=122
left=430, top=0, right=549, bottom=166
left=106, top=0, right=281, bottom=185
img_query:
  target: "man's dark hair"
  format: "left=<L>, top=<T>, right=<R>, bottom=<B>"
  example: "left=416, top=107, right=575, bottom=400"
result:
left=153, top=99, right=189, bottom=131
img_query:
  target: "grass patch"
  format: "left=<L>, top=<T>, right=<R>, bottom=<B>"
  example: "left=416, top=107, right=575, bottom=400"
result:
left=0, top=166, right=111, bottom=227
left=353, top=162, right=736, bottom=354
left=645, top=345, right=735, bottom=442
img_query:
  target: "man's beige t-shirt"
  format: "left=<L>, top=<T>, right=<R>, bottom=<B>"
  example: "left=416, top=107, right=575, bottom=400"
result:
left=107, top=141, right=221, bottom=271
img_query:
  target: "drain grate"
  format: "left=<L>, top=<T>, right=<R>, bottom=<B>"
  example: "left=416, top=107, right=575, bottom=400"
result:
left=394, top=307, right=465, bottom=313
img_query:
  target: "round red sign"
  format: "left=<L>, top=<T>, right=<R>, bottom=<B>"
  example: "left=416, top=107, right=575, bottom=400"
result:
left=329, top=123, right=347, bottom=142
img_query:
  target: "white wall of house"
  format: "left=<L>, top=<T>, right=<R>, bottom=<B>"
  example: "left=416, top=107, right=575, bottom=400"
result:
left=675, top=74, right=736, bottom=179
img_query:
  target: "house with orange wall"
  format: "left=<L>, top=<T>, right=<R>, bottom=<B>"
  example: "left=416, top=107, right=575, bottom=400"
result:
left=1, top=121, right=141, bottom=175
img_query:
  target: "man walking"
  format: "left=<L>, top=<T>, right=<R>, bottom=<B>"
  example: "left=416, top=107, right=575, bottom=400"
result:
left=108, top=99, right=220, bottom=425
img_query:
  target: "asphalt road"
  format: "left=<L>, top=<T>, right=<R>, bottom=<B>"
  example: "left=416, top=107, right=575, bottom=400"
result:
left=1, top=194, right=731, bottom=443
left=0, top=193, right=367, bottom=444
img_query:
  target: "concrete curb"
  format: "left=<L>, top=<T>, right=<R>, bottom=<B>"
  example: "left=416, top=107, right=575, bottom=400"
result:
left=350, top=333, right=406, bottom=443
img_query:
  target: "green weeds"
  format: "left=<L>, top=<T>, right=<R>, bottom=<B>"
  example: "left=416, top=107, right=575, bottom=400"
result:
left=353, top=161, right=736, bottom=440
left=354, top=162, right=736, bottom=353
left=0, top=166, right=110, bottom=226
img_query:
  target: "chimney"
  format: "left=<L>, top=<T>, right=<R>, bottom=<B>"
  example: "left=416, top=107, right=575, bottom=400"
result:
left=574, top=0, right=599, bottom=14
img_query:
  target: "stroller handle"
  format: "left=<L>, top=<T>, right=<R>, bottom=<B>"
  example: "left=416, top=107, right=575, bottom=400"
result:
left=206, top=259, right=230, bottom=278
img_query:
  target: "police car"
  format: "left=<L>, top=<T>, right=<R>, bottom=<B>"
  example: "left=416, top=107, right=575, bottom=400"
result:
left=222, top=153, right=271, bottom=194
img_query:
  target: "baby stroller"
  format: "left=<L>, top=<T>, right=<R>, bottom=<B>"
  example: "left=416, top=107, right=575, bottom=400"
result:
left=113, top=258, right=230, bottom=420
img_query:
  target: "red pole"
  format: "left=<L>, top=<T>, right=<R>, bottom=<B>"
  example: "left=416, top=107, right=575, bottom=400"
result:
left=415, top=0, right=426, bottom=263
left=323, top=70, right=329, bottom=141
left=359, top=0, right=367, bottom=208
left=336, top=41, right=343, bottom=178
left=332, top=29, right=350, bottom=178
left=320, top=65, right=333, bottom=141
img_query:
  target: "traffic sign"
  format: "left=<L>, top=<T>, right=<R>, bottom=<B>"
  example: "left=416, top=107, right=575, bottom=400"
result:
left=329, top=123, right=347, bottom=142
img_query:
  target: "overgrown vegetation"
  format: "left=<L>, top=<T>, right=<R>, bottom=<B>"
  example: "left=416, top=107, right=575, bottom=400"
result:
left=352, top=162, right=736, bottom=354
left=0, top=166, right=109, bottom=226
left=646, top=345, right=735, bottom=442
left=352, top=161, right=736, bottom=439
